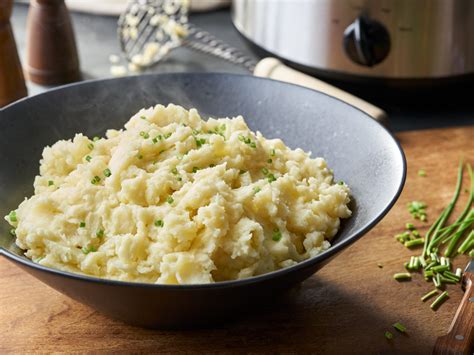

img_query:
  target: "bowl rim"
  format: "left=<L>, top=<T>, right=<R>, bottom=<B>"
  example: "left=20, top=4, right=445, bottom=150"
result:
left=0, top=72, right=407, bottom=290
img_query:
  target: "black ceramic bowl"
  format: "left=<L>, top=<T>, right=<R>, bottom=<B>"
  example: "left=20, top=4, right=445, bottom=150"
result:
left=0, top=73, right=405, bottom=328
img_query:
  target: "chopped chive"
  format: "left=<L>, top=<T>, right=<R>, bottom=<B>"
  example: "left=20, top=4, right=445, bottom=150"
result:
left=433, top=274, right=442, bottom=289
left=81, top=245, right=96, bottom=254
left=171, top=167, right=178, bottom=175
left=338, top=181, right=344, bottom=185
left=93, top=136, right=100, bottom=142
left=455, top=268, right=462, bottom=278
left=421, top=289, right=438, bottom=302
left=406, top=223, right=415, bottom=230
left=48, top=180, right=54, bottom=186
left=103, top=168, right=112, bottom=177
left=164, top=133, right=172, bottom=139
left=91, top=175, right=101, bottom=184
left=177, top=177, right=182, bottom=181
left=424, top=270, right=434, bottom=279
left=79, top=222, right=86, bottom=228
left=155, top=219, right=164, bottom=227
left=166, top=196, right=174, bottom=204
left=419, top=256, right=427, bottom=268
left=439, top=275, right=457, bottom=284
left=430, top=291, right=449, bottom=310
left=384, top=331, right=393, bottom=340
left=249, top=142, right=256, bottom=148
left=418, top=169, right=427, bottom=177
left=192, top=167, right=199, bottom=173
left=272, top=228, right=282, bottom=241
left=425, top=261, right=437, bottom=271
left=432, top=265, right=449, bottom=273
left=194, top=137, right=206, bottom=147
left=267, top=159, right=272, bottom=164
left=267, top=174, right=277, bottom=183
left=393, top=272, right=411, bottom=281
left=271, top=149, right=276, bottom=156
left=96, top=229, right=104, bottom=238
left=261, top=167, right=269, bottom=175
left=393, top=322, right=406, bottom=333
left=8, top=211, right=17, bottom=222
left=442, top=271, right=460, bottom=282
left=412, top=230, right=420, bottom=237
left=10, top=228, right=16, bottom=236
left=253, top=187, right=261, bottom=194
left=85, top=155, right=92, bottom=162
left=87, top=143, right=94, bottom=150
left=152, top=137, right=158, bottom=144
left=404, top=238, right=424, bottom=248
left=140, top=115, right=146, bottom=120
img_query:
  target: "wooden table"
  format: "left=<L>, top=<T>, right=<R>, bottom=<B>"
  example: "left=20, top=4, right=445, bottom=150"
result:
left=1, top=127, right=473, bottom=354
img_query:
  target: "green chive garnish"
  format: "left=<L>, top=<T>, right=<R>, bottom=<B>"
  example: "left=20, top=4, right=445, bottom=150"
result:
left=166, top=196, right=174, bottom=204
left=91, top=176, right=101, bottom=184
left=393, top=272, right=411, bottom=281
left=10, top=228, right=16, bottom=236
left=9, top=211, right=17, bottom=222
left=267, top=174, right=276, bottom=183
left=93, top=136, right=100, bottom=142
left=271, top=149, right=276, bottom=156
left=85, top=155, right=92, bottom=162
left=404, top=238, right=424, bottom=248
left=418, top=170, right=427, bottom=177
left=272, top=228, right=282, bottom=241
left=393, top=322, right=406, bottom=333
left=87, top=143, right=94, bottom=150
left=79, top=222, right=86, bottom=228
left=267, top=159, right=272, bottom=164
left=421, top=289, right=438, bottom=302
left=96, top=229, right=104, bottom=238
left=171, top=167, right=178, bottom=175
left=103, top=168, right=112, bottom=177
left=155, top=219, right=164, bottom=227
left=430, top=291, right=449, bottom=310
left=384, top=331, right=393, bottom=340
left=406, top=223, right=415, bottom=230
left=48, top=180, right=54, bottom=186
left=164, top=133, right=172, bottom=139
left=253, top=187, right=261, bottom=194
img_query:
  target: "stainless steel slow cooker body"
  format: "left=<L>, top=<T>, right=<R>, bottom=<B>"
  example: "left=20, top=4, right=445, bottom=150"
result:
left=232, top=0, right=474, bottom=79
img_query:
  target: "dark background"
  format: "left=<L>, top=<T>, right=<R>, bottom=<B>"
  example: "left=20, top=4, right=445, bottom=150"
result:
left=10, top=4, right=474, bottom=131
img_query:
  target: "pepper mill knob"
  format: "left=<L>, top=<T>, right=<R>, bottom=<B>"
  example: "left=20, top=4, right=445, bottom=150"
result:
left=25, top=0, right=81, bottom=85
left=0, top=0, right=28, bottom=107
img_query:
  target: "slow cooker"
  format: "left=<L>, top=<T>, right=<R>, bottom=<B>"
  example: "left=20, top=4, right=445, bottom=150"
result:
left=232, top=0, right=474, bottom=82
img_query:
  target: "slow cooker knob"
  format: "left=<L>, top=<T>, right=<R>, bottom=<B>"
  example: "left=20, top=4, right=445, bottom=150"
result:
left=343, top=16, right=390, bottom=67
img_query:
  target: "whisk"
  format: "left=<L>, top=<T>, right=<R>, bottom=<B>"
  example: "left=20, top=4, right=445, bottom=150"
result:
left=117, top=0, right=387, bottom=123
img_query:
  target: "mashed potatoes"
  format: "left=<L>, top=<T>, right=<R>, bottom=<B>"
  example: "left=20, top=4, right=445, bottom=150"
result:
left=5, top=104, right=351, bottom=284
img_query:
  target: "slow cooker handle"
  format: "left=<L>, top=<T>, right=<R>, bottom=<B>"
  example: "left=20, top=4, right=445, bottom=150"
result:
left=253, top=57, right=388, bottom=125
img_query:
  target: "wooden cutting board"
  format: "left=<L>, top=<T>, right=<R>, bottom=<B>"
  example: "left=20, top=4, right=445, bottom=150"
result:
left=1, top=126, right=473, bottom=354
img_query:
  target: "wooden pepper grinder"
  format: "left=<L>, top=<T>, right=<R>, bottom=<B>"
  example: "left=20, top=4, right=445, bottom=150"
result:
left=0, top=0, right=28, bottom=107
left=25, top=0, right=81, bottom=85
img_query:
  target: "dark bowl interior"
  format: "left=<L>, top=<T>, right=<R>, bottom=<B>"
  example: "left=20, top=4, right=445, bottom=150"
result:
left=0, top=73, right=405, bottom=327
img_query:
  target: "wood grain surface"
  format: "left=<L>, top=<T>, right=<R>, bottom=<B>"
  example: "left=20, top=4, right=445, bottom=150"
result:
left=1, top=126, right=473, bottom=354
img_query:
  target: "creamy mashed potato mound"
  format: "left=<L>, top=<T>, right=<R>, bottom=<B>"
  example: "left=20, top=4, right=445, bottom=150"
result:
left=6, top=104, right=351, bottom=284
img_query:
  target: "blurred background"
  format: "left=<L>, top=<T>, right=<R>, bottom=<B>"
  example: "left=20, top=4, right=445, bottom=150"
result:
left=3, top=0, right=474, bottom=131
